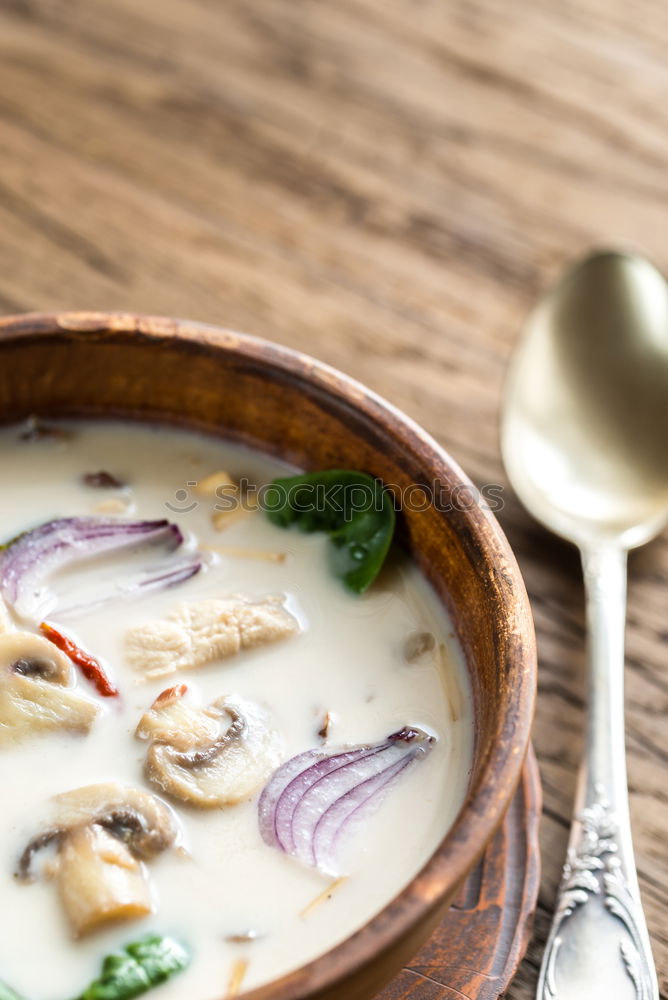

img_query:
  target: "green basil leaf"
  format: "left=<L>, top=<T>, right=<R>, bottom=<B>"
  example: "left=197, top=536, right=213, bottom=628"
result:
left=77, top=935, right=189, bottom=1000
left=265, top=470, right=395, bottom=593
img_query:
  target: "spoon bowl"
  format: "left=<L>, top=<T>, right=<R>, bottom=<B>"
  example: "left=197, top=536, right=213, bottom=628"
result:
left=502, top=251, right=668, bottom=549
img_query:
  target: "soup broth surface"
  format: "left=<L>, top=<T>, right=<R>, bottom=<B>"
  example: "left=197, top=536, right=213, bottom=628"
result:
left=0, top=421, right=472, bottom=1000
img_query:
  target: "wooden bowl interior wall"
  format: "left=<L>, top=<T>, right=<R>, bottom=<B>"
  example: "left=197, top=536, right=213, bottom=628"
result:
left=0, top=316, right=535, bottom=1000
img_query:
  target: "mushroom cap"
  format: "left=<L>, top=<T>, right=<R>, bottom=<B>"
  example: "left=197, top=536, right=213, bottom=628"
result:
left=0, top=632, right=98, bottom=745
left=16, top=783, right=182, bottom=937
left=136, top=684, right=219, bottom=750
left=53, top=782, right=181, bottom=859
left=0, top=632, right=72, bottom=684
left=17, top=782, right=181, bottom=884
left=137, top=691, right=282, bottom=808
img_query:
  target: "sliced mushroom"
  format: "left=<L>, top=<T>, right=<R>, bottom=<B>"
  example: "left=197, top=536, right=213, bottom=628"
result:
left=53, top=783, right=180, bottom=858
left=57, top=824, right=152, bottom=934
left=136, top=687, right=281, bottom=808
left=0, top=632, right=99, bottom=745
left=125, top=596, right=299, bottom=678
left=135, top=684, right=219, bottom=751
left=16, top=782, right=180, bottom=937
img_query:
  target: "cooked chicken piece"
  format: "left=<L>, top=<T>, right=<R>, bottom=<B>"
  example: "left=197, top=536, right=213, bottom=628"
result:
left=0, top=632, right=99, bottom=745
left=136, top=687, right=282, bottom=808
left=125, top=596, right=299, bottom=678
left=17, top=782, right=180, bottom=937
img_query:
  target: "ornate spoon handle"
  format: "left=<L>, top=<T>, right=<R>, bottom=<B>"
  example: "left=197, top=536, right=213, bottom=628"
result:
left=537, top=546, right=658, bottom=1000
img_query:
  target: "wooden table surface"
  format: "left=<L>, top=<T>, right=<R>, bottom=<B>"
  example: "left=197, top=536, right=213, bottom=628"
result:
left=0, top=1, right=666, bottom=997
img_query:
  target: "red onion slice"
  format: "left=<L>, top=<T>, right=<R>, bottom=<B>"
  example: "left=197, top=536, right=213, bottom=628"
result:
left=56, top=553, right=204, bottom=618
left=0, top=517, right=191, bottom=621
left=258, top=727, right=435, bottom=875
left=258, top=748, right=320, bottom=850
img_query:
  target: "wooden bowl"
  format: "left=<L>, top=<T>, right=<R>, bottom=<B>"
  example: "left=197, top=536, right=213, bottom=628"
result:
left=0, top=312, right=536, bottom=1000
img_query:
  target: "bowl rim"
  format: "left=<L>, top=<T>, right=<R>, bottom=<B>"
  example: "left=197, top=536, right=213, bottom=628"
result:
left=0, top=310, right=537, bottom=1000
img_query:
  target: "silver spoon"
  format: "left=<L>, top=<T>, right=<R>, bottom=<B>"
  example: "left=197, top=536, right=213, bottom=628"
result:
left=501, top=250, right=663, bottom=1000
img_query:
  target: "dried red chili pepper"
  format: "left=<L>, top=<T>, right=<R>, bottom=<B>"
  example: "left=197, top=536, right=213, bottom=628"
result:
left=40, top=622, right=118, bottom=697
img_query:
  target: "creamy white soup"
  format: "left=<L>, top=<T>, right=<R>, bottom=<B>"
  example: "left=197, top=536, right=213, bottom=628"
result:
left=0, top=420, right=472, bottom=1000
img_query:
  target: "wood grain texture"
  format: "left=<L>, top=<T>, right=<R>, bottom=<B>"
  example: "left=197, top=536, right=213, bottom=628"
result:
left=378, top=749, right=541, bottom=1000
left=0, top=1, right=665, bottom=997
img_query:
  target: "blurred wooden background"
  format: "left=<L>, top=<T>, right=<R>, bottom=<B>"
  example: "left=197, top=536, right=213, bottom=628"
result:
left=0, top=1, right=666, bottom=996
